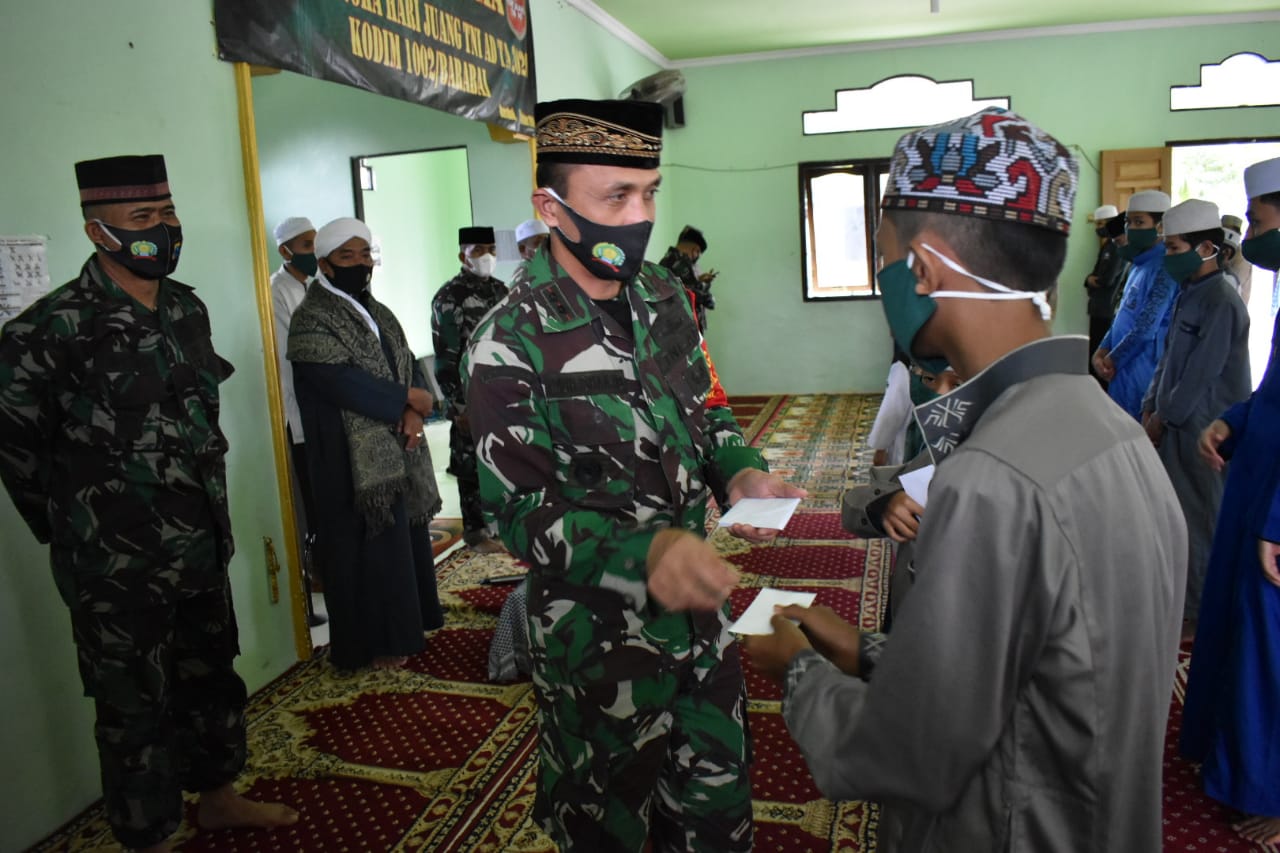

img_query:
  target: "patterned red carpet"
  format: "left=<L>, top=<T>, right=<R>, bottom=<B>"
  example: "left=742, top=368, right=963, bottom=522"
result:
left=29, top=395, right=1262, bottom=851
left=428, top=517, right=464, bottom=557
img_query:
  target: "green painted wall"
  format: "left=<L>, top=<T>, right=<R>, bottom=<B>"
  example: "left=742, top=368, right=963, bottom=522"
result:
left=0, top=3, right=299, bottom=849
left=360, top=148, right=474, bottom=357
left=666, top=21, right=1280, bottom=393
left=253, top=0, right=664, bottom=357
left=0, top=1, right=660, bottom=848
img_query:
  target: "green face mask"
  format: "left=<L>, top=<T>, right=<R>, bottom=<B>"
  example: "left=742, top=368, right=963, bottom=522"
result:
left=1242, top=228, right=1280, bottom=272
left=1162, top=247, right=1213, bottom=283
left=877, top=252, right=950, bottom=377
left=1121, top=227, right=1158, bottom=260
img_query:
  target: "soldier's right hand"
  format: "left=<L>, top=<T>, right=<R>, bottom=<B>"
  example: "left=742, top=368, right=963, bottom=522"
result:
left=646, top=528, right=739, bottom=611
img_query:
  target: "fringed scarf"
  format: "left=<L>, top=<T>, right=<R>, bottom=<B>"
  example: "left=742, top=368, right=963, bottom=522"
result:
left=287, top=283, right=440, bottom=536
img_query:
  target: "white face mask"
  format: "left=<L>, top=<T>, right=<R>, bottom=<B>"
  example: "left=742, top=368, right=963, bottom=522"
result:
left=920, top=242, right=1053, bottom=321
left=469, top=253, right=497, bottom=278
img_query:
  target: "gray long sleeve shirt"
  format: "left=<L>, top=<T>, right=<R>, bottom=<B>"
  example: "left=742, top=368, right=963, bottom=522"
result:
left=783, top=336, right=1187, bottom=853
left=1142, top=269, right=1251, bottom=430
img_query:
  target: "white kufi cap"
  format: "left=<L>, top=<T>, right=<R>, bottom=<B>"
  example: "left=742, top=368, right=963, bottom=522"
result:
left=315, top=217, right=372, bottom=259
left=1163, top=199, right=1220, bottom=237
left=273, top=216, right=314, bottom=246
left=516, top=218, right=549, bottom=243
left=1092, top=204, right=1119, bottom=221
left=1127, top=190, right=1171, bottom=214
left=1244, top=156, right=1280, bottom=200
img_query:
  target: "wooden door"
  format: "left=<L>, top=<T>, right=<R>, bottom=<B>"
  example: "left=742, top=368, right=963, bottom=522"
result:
left=1099, top=147, right=1172, bottom=213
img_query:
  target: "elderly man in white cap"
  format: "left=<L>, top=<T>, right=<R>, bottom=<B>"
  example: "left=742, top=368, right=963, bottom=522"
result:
left=1181, top=154, right=1280, bottom=847
left=1140, top=198, right=1251, bottom=638
left=287, top=217, right=444, bottom=671
left=515, top=217, right=549, bottom=260
left=268, top=216, right=327, bottom=626
left=1093, top=189, right=1178, bottom=419
left=1083, top=203, right=1128, bottom=385
left=1220, top=214, right=1252, bottom=303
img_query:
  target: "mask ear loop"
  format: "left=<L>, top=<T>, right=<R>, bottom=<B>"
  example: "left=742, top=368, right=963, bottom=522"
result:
left=920, top=242, right=1053, bottom=321
left=93, top=219, right=124, bottom=251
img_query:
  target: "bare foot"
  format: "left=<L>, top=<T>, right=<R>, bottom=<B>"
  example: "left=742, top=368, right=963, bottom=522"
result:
left=468, top=536, right=507, bottom=554
left=1234, top=814, right=1280, bottom=844
left=372, top=655, right=408, bottom=670
left=196, top=784, right=299, bottom=832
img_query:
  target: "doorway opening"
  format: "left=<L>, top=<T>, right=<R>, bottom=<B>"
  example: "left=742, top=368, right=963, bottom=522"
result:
left=352, top=146, right=473, bottom=361
left=1171, top=140, right=1280, bottom=387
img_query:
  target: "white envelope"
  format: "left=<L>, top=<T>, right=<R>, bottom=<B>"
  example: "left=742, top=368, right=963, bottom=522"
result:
left=730, top=587, right=817, bottom=635
left=717, top=497, right=802, bottom=530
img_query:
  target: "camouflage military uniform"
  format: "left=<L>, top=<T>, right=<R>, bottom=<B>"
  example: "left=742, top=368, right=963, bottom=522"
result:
left=431, top=267, right=507, bottom=541
left=0, top=256, right=246, bottom=850
left=463, top=247, right=765, bottom=852
left=659, top=245, right=714, bottom=331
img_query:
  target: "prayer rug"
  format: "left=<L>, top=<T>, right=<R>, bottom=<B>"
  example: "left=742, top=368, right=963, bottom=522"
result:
left=726, top=393, right=789, bottom=443
left=31, top=393, right=1249, bottom=852
left=31, top=394, right=887, bottom=852
left=1162, top=645, right=1280, bottom=853
left=428, top=517, right=464, bottom=557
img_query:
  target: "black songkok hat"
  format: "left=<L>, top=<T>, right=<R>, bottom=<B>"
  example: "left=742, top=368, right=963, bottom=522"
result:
left=459, top=226, right=496, bottom=245
left=678, top=225, right=707, bottom=252
left=535, top=99, right=663, bottom=170
left=75, top=154, right=170, bottom=208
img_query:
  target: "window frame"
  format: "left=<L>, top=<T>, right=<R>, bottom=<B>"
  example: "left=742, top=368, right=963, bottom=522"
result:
left=798, top=157, right=891, bottom=302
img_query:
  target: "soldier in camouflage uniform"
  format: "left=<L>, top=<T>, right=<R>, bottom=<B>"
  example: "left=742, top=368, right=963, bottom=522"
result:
left=659, top=225, right=716, bottom=331
left=431, top=225, right=507, bottom=551
left=464, top=100, right=805, bottom=853
left=0, top=155, right=296, bottom=852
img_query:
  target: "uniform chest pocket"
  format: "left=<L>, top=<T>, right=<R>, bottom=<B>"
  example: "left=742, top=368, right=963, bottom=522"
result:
left=86, top=348, right=175, bottom=447
left=545, top=372, right=639, bottom=510
left=1178, top=320, right=1202, bottom=338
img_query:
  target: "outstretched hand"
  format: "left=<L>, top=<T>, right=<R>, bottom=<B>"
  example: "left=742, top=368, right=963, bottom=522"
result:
left=725, top=469, right=808, bottom=544
left=647, top=528, right=740, bottom=611
left=742, top=614, right=811, bottom=682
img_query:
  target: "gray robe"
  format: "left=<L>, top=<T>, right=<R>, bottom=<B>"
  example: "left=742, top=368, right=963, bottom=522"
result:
left=784, top=336, right=1186, bottom=853
left=1142, top=270, right=1250, bottom=621
left=842, top=452, right=932, bottom=625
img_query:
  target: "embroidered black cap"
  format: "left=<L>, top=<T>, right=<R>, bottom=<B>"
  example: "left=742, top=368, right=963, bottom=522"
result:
left=535, top=99, right=664, bottom=170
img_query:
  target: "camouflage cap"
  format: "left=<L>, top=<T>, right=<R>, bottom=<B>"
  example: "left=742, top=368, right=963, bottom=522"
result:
left=882, top=108, right=1078, bottom=235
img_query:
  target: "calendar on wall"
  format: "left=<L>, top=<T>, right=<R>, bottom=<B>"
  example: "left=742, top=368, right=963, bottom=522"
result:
left=0, top=236, right=50, bottom=325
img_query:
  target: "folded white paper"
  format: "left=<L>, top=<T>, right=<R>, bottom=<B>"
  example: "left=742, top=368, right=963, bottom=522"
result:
left=898, top=464, right=935, bottom=510
left=717, top=496, right=802, bottom=530
left=729, top=587, right=817, bottom=635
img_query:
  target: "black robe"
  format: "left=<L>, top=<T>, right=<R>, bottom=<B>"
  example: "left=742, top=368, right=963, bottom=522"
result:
left=293, top=328, right=443, bottom=671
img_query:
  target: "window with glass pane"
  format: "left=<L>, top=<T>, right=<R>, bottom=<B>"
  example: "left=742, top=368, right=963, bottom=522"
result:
left=799, top=159, right=890, bottom=301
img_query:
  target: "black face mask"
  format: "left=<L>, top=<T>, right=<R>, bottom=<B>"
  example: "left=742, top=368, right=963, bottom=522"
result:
left=545, top=188, right=652, bottom=281
left=326, top=262, right=373, bottom=296
left=96, top=220, right=182, bottom=279
left=286, top=251, right=318, bottom=278
left=1095, top=226, right=1109, bottom=238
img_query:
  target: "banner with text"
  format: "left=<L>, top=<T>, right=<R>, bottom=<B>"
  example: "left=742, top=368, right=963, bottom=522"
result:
left=215, top=0, right=535, bottom=134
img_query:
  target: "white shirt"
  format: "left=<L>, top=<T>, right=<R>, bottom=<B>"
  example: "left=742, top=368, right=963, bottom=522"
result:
left=270, top=264, right=310, bottom=443
left=866, top=361, right=912, bottom=466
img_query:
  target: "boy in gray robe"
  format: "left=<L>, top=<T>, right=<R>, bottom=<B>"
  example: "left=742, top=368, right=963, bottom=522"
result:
left=746, top=109, right=1186, bottom=853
